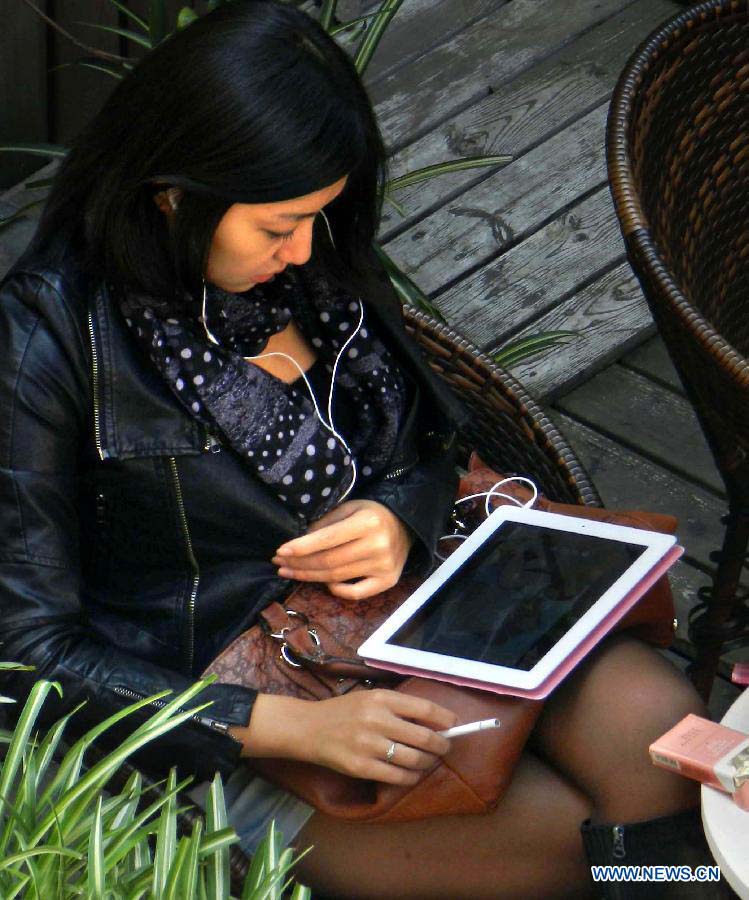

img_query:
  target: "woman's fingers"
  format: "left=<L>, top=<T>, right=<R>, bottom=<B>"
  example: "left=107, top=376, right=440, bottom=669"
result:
left=278, top=563, right=372, bottom=583
left=272, top=540, right=372, bottom=574
left=299, top=689, right=458, bottom=784
left=275, top=506, right=377, bottom=557
left=326, top=576, right=391, bottom=599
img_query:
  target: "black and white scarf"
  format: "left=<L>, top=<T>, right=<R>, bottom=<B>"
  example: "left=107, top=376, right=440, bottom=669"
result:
left=119, top=265, right=407, bottom=521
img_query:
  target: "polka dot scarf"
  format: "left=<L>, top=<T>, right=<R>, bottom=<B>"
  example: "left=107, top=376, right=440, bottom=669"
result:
left=119, top=265, right=407, bottom=522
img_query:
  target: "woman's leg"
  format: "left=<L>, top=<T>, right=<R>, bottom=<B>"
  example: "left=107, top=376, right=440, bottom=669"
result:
left=294, top=752, right=594, bottom=900
left=531, top=634, right=706, bottom=822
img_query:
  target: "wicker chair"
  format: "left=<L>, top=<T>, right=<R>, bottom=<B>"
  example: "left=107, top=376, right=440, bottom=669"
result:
left=607, top=0, right=749, bottom=697
left=93, top=308, right=600, bottom=891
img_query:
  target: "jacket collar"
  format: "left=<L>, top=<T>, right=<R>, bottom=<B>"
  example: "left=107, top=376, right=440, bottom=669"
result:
left=90, top=282, right=206, bottom=460
left=88, top=259, right=468, bottom=461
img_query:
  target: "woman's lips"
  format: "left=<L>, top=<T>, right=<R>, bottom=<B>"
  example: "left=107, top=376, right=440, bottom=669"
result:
left=253, top=269, right=284, bottom=283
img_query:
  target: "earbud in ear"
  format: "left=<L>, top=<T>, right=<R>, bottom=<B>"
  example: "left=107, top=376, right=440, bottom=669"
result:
left=319, top=209, right=336, bottom=250
left=167, top=188, right=180, bottom=212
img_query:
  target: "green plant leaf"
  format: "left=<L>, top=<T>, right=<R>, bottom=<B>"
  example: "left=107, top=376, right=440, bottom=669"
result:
left=492, top=330, right=577, bottom=368
left=111, top=770, right=142, bottom=830
left=290, top=883, right=313, bottom=900
left=197, top=826, right=238, bottom=857
left=107, top=0, right=149, bottom=31
left=87, top=795, right=105, bottom=899
left=0, top=680, right=62, bottom=830
left=319, top=0, right=338, bottom=31
left=178, top=818, right=202, bottom=898
left=152, top=768, right=178, bottom=896
left=329, top=11, right=381, bottom=38
left=382, top=190, right=407, bottom=218
left=62, top=58, right=125, bottom=80
left=103, top=781, right=189, bottom=872
left=0, top=663, right=35, bottom=671
left=30, top=700, right=211, bottom=848
left=126, top=676, right=217, bottom=741
left=37, top=690, right=170, bottom=812
left=76, top=22, right=153, bottom=49
left=373, top=244, right=446, bottom=322
left=162, top=835, right=190, bottom=900
left=353, top=0, right=405, bottom=76
left=0, top=143, right=67, bottom=159
left=33, top=704, right=85, bottom=800
left=24, top=176, right=55, bottom=190
left=386, top=155, right=513, bottom=193
left=149, top=0, right=169, bottom=45
left=204, top=774, right=229, bottom=900
left=0, top=845, right=82, bottom=872
left=3, top=872, right=30, bottom=900
left=177, top=7, right=199, bottom=29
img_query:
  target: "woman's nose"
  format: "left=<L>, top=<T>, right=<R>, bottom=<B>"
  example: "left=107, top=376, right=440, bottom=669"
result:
left=276, top=220, right=314, bottom=267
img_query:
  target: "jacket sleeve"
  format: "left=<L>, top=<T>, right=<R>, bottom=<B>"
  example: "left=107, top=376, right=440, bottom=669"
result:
left=355, top=432, right=459, bottom=578
left=0, top=272, right=254, bottom=783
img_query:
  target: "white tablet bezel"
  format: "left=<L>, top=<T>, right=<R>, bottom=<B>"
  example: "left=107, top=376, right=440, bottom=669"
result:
left=357, top=505, right=676, bottom=691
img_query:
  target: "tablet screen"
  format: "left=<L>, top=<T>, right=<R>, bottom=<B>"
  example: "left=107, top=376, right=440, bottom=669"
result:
left=388, top=522, right=644, bottom=671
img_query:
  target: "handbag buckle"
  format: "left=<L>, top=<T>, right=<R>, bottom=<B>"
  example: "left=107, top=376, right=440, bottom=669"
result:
left=280, top=628, right=321, bottom=669
left=268, top=608, right=308, bottom=640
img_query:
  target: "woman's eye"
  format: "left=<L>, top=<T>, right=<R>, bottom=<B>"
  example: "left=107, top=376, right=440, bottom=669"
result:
left=267, top=230, right=294, bottom=242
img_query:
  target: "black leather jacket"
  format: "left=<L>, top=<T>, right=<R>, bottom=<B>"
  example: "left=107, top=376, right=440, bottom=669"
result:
left=0, top=234, right=468, bottom=782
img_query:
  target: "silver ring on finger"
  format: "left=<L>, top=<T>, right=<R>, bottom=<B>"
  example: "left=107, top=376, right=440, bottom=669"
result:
left=385, top=741, right=397, bottom=764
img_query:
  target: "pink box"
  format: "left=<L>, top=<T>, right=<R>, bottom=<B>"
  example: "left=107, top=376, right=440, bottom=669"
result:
left=649, top=713, right=749, bottom=811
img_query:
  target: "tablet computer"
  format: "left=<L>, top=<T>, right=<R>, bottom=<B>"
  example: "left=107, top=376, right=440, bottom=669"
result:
left=357, top=506, right=680, bottom=697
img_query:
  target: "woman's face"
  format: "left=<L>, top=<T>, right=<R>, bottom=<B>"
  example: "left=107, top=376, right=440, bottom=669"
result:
left=204, top=175, right=349, bottom=293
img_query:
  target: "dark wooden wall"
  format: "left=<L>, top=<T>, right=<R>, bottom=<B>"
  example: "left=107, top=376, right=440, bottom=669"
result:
left=0, top=0, right=186, bottom=190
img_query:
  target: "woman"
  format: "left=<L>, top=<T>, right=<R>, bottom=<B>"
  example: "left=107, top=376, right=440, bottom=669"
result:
left=0, top=2, right=717, bottom=896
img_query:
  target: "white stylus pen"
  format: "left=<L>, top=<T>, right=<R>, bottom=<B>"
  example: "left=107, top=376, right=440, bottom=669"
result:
left=439, top=717, right=501, bottom=739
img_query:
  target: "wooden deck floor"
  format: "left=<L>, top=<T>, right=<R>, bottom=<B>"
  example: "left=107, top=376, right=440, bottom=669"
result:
left=1, top=0, right=745, bottom=714
left=360, top=0, right=745, bottom=715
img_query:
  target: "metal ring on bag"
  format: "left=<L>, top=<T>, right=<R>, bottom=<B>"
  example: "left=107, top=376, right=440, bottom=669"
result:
left=269, top=609, right=307, bottom=640
left=280, top=643, right=303, bottom=668
left=279, top=627, right=321, bottom=668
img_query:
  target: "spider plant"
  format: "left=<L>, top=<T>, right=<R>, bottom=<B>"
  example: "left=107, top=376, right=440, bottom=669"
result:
left=0, top=663, right=310, bottom=899
left=0, top=0, right=572, bottom=363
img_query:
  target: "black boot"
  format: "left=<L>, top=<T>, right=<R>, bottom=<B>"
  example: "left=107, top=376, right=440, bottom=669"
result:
left=580, top=808, right=734, bottom=898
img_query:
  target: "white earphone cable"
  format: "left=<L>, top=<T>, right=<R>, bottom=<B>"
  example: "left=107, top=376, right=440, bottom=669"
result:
left=201, top=281, right=362, bottom=504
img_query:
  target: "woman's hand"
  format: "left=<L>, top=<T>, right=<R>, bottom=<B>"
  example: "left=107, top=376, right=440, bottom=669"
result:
left=233, top=691, right=458, bottom=785
left=272, top=500, right=413, bottom=600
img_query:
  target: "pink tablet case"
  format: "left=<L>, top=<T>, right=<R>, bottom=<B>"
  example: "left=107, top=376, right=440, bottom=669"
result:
left=361, top=544, right=684, bottom=700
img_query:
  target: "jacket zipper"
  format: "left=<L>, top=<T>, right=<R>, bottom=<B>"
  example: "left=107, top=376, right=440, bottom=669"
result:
left=111, top=686, right=235, bottom=738
left=383, top=461, right=416, bottom=481
left=87, top=311, right=107, bottom=461
left=168, top=457, right=200, bottom=677
left=612, top=825, right=626, bottom=860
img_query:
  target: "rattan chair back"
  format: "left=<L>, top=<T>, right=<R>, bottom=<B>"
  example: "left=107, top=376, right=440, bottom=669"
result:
left=402, top=307, right=600, bottom=506
left=608, top=0, right=749, bottom=499
left=607, top=0, right=749, bottom=696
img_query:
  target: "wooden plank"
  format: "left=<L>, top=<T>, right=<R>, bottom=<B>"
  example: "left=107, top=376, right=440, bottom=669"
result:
left=552, top=412, right=728, bottom=572
left=436, top=184, right=625, bottom=349
left=382, top=102, right=609, bottom=295
left=505, top=263, right=654, bottom=400
left=0, top=0, right=48, bottom=189
left=622, top=335, right=685, bottom=393
left=368, top=0, right=637, bottom=150
left=358, top=0, right=509, bottom=87
left=556, top=366, right=724, bottom=496
left=379, top=0, right=674, bottom=236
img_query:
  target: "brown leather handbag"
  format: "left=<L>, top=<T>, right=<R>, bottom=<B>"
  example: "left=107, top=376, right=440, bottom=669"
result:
left=204, top=455, right=677, bottom=822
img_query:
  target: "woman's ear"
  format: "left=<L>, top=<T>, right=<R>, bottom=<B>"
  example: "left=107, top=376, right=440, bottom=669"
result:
left=154, top=187, right=182, bottom=216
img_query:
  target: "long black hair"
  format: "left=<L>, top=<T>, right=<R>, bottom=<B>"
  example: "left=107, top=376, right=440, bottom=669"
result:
left=33, top=0, right=388, bottom=306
